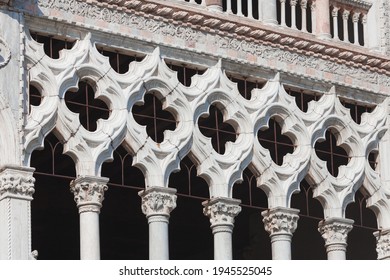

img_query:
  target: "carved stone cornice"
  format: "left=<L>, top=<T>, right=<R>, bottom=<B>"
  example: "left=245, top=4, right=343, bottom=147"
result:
left=330, top=0, right=372, bottom=11
left=138, top=187, right=177, bottom=219
left=318, top=218, right=354, bottom=250
left=373, top=228, right=390, bottom=260
left=203, top=197, right=241, bottom=230
left=262, top=207, right=300, bottom=236
left=70, top=176, right=108, bottom=213
left=0, top=166, right=35, bottom=200
left=31, top=0, right=390, bottom=77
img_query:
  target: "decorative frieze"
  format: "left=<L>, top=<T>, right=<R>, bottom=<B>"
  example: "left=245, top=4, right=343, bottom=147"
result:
left=262, top=207, right=300, bottom=236
left=139, top=187, right=177, bottom=218
left=32, top=0, right=390, bottom=91
left=70, top=176, right=108, bottom=213
left=0, top=166, right=35, bottom=200
left=203, top=197, right=241, bottom=229
left=374, top=229, right=390, bottom=260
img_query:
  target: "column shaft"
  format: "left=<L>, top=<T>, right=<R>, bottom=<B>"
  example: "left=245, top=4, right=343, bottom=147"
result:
left=315, top=0, right=331, bottom=39
left=79, top=211, right=100, bottom=259
left=70, top=176, right=108, bottom=260
left=261, top=0, right=277, bottom=24
left=139, top=187, right=176, bottom=260
left=290, top=0, right=298, bottom=29
left=332, top=7, right=339, bottom=40
left=343, top=10, right=350, bottom=43
left=280, top=0, right=286, bottom=26
left=301, top=0, right=308, bottom=32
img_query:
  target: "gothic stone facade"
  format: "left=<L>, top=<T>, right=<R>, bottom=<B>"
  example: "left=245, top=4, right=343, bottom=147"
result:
left=1, top=0, right=390, bottom=260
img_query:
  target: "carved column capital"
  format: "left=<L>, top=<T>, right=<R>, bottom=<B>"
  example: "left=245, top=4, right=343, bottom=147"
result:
left=70, top=176, right=108, bottom=213
left=262, top=207, right=300, bottom=237
left=374, top=229, right=390, bottom=260
left=0, top=166, right=35, bottom=201
left=290, top=0, right=298, bottom=6
left=300, top=0, right=308, bottom=9
left=342, top=9, right=350, bottom=20
left=352, top=12, right=361, bottom=23
left=203, top=197, right=241, bottom=233
left=318, top=217, right=353, bottom=252
left=332, top=7, right=340, bottom=17
left=139, top=187, right=177, bottom=220
left=280, top=0, right=287, bottom=4
left=310, top=1, right=316, bottom=11
left=361, top=13, right=367, bottom=24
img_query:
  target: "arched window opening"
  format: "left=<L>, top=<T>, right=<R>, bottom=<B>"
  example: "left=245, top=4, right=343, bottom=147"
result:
left=132, top=92, right=177, bottom=143
left=166, top=61, right=206, bottom=87
left=314, top=129, right=349, bottom=177
left=31, top=132, right=78, bottom=260
left=198, top=104, right=237, bottom=154
left=345, top=189, right=378, bottom=259
left=29, top=83, right=42, bottom=112
left=285, top=87, right=321, bottom=113
left=227, top=74, right=266, bottom=100
left=258, top=118, right=295, bottom=166
left=30, top=32, right=74, bottom=59
left=340, top=99, right=375, bottom=124
left=97, top=46, right=145, bottom=74
left=64, top=81, right=110, bottom=132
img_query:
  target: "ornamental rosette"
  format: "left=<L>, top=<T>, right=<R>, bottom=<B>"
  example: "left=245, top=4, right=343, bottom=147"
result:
left=139, top=187, right=177, bottom=217
left=262, top=208, right=299, bottom=236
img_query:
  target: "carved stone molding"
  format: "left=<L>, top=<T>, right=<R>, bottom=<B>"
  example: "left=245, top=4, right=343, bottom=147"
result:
left=203, top=197, right=241, bottom=231
left=70, top=176, right=108, bottom=213
left=0, top=166, right=35, bottom=200
left=318, top=217, right=354, bottom=251
left=374, top=228, right=390, bottom=260
left=139, top=187, right=177, bottom=219
left=262, top=207, right=300, bottom=236
left=31, top=0, right=390, bottom=84
left=0, top=37, right=11, bottom=69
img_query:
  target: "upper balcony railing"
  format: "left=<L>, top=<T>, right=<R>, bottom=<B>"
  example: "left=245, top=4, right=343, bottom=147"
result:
left=181, top=0, right=372, bottom=48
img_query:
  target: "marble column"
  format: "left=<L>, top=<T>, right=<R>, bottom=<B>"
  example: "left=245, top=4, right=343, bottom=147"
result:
left=318, top=217, right=353, bottom=260
left=374, top=228, right=390, bottom=260
left=0, top=166, right=35, bottom=260
left=300, top=0, right=308, bottom=32
left=261, top=0, right=278, bottom=25
left=332, top=7, right=340, bottom=40
left=280, top=0, right=287, bottom=26
left=139, top=187, right=177, bottom=260
left=315, top=0, right=331, bottom=39
left=342, top=10, right=350, bottom=43
left=290, top=0, right=298, bottom=29
left=203, top=197, right=241, bottom=260
left=262, top=207, right=299, bottom=260
left=205, top=0, right=223, bottom=12
left=362, top=14, right=368, bottom=47
left=70, top=176, right=108, bottom=260
left=352, top=12, right=360, bottom=45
